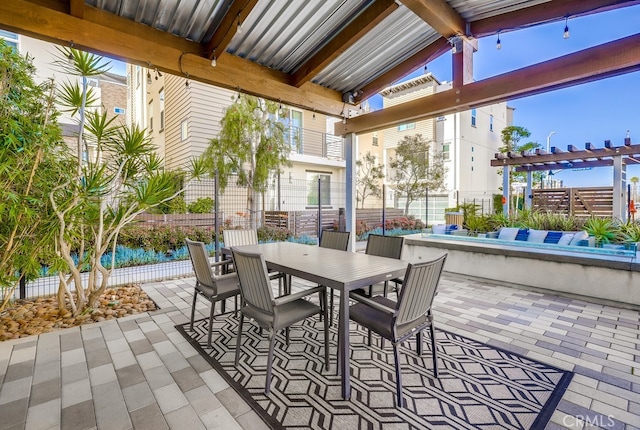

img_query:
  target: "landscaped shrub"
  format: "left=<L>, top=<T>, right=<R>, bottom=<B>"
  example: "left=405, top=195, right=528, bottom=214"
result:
left=119, top=225, right=218, bottom=253
left=188, top=197, right=214, bottom=214
left=257, top=225, right=291, bottom=242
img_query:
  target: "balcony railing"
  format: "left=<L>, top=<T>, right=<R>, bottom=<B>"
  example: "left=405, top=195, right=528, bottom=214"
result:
left=287, top=126, right=344, bottom=161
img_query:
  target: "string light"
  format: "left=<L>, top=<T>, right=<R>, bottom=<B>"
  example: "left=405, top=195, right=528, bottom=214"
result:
left=154, top=68, right=162, bottom=80
left=496, top=32, right=502, bottom=50
left=563, top=17, right=570, bottom=39
left=68, top=42, right=74, bottom=64
left=423, top=61, right=428, bottom=74
left=236, top=14, right=243, bottom=34
left=184, top=72, right=190, bottom=90
left=211, top=50, right=217, bottom=67
left=146, top=70, right=152, bottom=85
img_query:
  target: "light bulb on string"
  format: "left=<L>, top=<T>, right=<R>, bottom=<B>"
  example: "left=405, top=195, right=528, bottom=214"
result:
left=563, top=17, right=570, bottom=39
left=496, top=32, right=502, bottom=50
left=237, top=14, right=243, bottom=34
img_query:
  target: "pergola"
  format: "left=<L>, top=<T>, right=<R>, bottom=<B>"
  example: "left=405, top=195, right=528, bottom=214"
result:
left=3, top=0, right=640, bottom=240
left=491, top=137, right=640, bottom=220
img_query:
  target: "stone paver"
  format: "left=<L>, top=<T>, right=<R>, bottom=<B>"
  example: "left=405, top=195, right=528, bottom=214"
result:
left=1, top=272, right=639, bottom=429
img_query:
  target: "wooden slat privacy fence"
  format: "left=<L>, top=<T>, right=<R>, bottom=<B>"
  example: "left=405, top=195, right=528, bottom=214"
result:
left=134, top=208, right=408, bottom=237
left=532, top=187, right=613, bottom=217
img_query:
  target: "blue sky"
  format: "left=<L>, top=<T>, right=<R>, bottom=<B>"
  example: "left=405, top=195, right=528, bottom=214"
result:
left=368, top=4, right=640, bottom=187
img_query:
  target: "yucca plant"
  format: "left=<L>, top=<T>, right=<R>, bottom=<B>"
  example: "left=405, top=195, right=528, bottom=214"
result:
left=618, top=221, right=640, bottom=244
left=583, top=217, right=619, bottom=245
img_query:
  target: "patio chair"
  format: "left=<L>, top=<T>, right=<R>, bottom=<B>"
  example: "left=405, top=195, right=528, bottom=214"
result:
left=319, top=230, right=351, bottom=325
left=349, top=253, right=447, bottom=408
left=364, top=234, right=405, bottom=297
left=231, top=248, right=329, bottom=395
left=223, top=228, right=287, bottom=294
left=185, top=238, right=241, bottom=348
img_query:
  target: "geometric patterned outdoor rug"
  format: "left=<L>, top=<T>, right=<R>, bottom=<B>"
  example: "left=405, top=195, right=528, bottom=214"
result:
left=177, top=315, right=572, bottom=430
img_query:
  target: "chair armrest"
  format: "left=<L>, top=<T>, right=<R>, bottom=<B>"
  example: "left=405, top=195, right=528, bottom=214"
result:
left=274, top=286, right=325, bottom=305
left=348, top=293, right=396, bottom=315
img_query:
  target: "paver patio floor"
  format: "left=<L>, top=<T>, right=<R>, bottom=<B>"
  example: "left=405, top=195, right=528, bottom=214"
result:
left=1, top=272, right=639, bottom=429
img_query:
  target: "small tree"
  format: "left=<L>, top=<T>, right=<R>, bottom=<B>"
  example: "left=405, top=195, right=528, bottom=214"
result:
left=498, top=126, right=542, bottom=192
left=199, top=95, right=290, bottom=227
left=390, top=134, right=446, bottom=215
left=0, top=40, right=71, bottom=311
left=356, top=151, right=385, bottom=209
left=49, top=47, right=192, bottom=314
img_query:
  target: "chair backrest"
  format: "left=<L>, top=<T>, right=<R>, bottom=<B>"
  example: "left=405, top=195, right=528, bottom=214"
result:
left=395, top=254, right=447, bottom=327
left=365, top=234, right=404, bottom=260
left=185, top=238, right=216, bottom=292
left=319, top=230, right=350, bottom=251
left=231, top=248, right=274, bottom=315
left=223, top=229, right=259, bottom=247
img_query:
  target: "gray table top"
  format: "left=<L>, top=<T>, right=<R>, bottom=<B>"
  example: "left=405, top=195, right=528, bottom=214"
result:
left=229, top=242, right=407, bottom=292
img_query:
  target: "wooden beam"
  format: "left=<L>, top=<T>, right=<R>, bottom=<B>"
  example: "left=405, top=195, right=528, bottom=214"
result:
left=357, top=37, right=451, bottom=102
left=400, top=0, right=466, bottom=38
left=516, top=159, right=614, bottom=172
left=336, top=32, right=640, bottom=135
left=204, top=0, right=260, bottom=60
left=0, top=0, right=345, bottom=116
left=291, top=0, right=398, bottom=88
left=69, top=0, right=84, bottom=18
left=493, top=144, right=640, bottom=167
left=470, top=0, right=640, bottom=38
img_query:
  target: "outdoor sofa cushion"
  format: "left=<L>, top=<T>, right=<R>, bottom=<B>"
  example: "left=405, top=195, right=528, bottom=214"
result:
left=557, top=233, right=575, bottom=246
left=527, top=229, right=548, bottom=243
left=569, top=230, right=589, bottom=246
left=498, top=227, right=520, bottom=241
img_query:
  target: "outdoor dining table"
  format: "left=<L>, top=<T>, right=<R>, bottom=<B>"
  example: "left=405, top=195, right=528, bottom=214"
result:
left=223, top=241, right=408, bottom=400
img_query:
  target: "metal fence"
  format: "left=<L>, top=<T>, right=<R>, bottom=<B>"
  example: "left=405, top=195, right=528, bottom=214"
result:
left=18, top=175, right=465, bottom=299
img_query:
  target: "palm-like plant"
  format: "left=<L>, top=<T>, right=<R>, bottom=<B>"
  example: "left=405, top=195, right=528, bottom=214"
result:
left=49, top=48, right=195, bottom=314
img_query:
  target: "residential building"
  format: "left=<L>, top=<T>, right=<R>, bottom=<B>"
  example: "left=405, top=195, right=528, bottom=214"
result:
left=3, top=33, right=128, bottom=162
left=130, top=66, right=348, bottom=216
left=376, top=74, right=512, bottom=222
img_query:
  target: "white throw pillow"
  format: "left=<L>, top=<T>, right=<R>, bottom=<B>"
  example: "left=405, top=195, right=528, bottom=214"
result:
left=527, top=229, right=548, bottom=243
left=569, top=230, right=589, bottom=246
left=432, top=224, right=447, bottom=234
left=498, top=227, right=519, bottom=241
left=557, top=233, right=575, bottom=246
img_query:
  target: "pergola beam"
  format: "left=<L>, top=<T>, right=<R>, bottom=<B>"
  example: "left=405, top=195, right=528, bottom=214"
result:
left=496, top=144, right=640, bottom=166
left=204, top=0, right=260, bottom=61
left=292, top=0, right=398, bottom=88
left=0, top=0, right=346, bottom=116
left=470, top=0, right=640, bottom=38
left=336, top=32, right=640, bottom=135
left=400, top=0, right=467, bottom=38
left=356, top=37, right=451, bottom=102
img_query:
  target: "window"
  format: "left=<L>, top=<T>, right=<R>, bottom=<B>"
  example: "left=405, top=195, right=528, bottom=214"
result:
left=471, top=109, right=477, bottom=127
left=398, top=123, right=415, bottom=131
left=0, top=30, right=19, bottom=49
left=159, top=89, right=165, bottom=131
left=114, top=107, right=125, bottom=115
left=489, top=114, right=494, bottom=132
left=372, top=133, right=378, bottom=147
left=442, top=143, right=450, bottom=161
left=180, top=120, right=188, bottom=141
left=282, top=108, right=303, bottom=152
left=148, top=100, right=153, bottom=131
left=306, top=172, right=331, bottom=206
left=436, top=116, right=446, bottom=121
